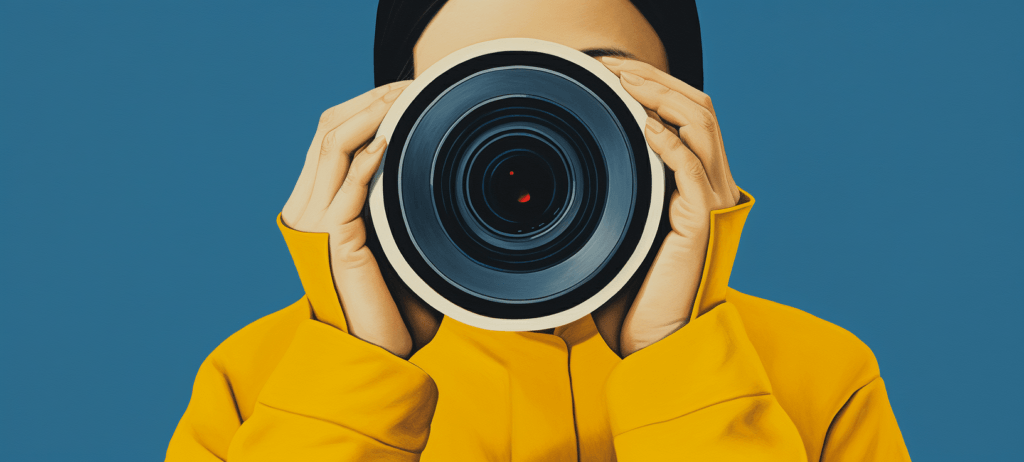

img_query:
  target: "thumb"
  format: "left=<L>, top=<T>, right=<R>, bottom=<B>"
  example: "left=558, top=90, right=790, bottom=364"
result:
left=619, top=229, right=707, bottom=357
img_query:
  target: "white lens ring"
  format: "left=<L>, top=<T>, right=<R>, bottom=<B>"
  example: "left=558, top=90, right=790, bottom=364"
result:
left=370, top=38, right=665, bottom=332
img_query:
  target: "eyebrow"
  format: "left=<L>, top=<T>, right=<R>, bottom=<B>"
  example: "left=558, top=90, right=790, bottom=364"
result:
left=580, top=48, right=639, bottom=60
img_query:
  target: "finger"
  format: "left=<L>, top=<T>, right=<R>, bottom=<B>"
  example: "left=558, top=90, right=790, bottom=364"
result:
left=329, top=238, right=411, bottom=358
left=319, top=80, right=412, bottom=130
left=302, top=88, right=405, bottom=223
left=645, top=117, right=711, bottom=196
left=282, top=81, right=411, bottom=224
left=619, top=119, right=719, bottom=357
left=621, top=71, right=711, bottom=147
left=325, top=136, right=387, bottom=225
left=603, top=57, right=739, bottom=199
left=622, top=72, right=731, bottom=194
left=644, top=108, right=679, bottom=137
left=600, top=56, right=714, bottom=115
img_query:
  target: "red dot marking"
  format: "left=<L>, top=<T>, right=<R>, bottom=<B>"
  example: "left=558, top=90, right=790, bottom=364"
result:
left=509, top=170, right=514, bottom=175
left=518, top=192, right=531, bottom=203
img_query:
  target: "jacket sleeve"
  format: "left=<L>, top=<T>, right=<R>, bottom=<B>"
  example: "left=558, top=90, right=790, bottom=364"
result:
left=225, top=320, right=438, bottom=461
left=165, top=351, right=245, bottom=461
left=820, top=377, right=911, bottom=461
left=165, top=319, right=438, bottom=462
left=166, top=212, right=440, bottom=461
left=165, top=317, right=438, bottom=462
left=604, top=303, right=809, bottom=461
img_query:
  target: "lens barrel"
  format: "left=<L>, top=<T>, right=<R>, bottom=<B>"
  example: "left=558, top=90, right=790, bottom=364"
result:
left=369, top=39, right=665, bottom=331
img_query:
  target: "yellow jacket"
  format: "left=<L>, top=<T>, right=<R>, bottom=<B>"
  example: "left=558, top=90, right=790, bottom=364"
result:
left=166, top=190, right=910, bottom=461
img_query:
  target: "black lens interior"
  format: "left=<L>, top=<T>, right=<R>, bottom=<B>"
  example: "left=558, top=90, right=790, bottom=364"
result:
left=469, top=135, right=566, bottom=236
left=434, top=97, right=606, bottom=273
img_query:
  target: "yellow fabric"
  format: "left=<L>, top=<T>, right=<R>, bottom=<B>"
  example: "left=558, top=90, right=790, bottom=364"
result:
left=692, top=192, right=754, bottom=320
left=167, top=188, right=911, bottom=461
left=277, top=214, right=348, bottom=332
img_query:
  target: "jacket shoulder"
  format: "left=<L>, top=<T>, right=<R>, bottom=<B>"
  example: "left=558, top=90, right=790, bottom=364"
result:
left=724, top=288, right=884, bottom=454
left=205, top=297, right=311, bottom=420
left=726, top=288, right=880, bottom=382
left=725, top=288, right=881, bottom=450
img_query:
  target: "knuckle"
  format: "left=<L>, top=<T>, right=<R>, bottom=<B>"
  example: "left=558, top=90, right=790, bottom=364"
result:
left=320, top=129, right=340, bottom=154
left=661, top=105, right=685, bottom=125
left=338, top=177, right=355, bottom=197
left=686, top=158, right=705, bottom=179
left=319, top=107, right=335, bottom=127
left=349, top=101, right=384, bottom=127
left=700, top=94, right=714, bottom=110
left=700, top=109, right=717, bottom=133
left=652, top=82, right=672, bottom=95
left=348, top=156, right=371, bottom=181
left=662, top=132, right=684, bottom=151
left=667, top=133, right=684, bottom=150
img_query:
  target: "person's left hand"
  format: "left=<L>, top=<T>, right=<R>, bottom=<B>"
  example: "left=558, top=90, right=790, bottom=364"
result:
left=599, top=56, right=741, bottom=357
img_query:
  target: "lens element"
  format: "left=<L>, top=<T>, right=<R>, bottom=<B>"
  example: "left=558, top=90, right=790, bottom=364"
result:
left=436, top=96, right=606, bottom=273
left=475, top=142, right=563, bottom=236
left=373, top=47, right=658, bottom=323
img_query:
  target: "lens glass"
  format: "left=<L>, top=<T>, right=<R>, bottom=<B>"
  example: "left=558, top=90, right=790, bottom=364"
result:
left=435, top=96, right=606, bottom=273
left=379, top=52, right=653, bottom=318
left=471, top=138, right=564, bottom=236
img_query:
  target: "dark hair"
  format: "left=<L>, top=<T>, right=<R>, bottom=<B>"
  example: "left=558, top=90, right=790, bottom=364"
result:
left=373, top=0, right=703, bottom=90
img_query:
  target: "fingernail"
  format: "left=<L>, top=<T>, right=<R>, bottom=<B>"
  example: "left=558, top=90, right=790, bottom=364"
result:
left=601, top=56, right=622, bottom=66
left=621, top=71, right=645, bottom=86
left=645, top=117, right=665, bottom=133
left=367, top=137, right=386, bottom=152
left=383, top=88, right=403, bottom=102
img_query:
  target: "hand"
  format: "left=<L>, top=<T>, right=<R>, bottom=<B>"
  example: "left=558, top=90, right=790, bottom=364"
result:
left=281, top=81, right=416, bottom=358
left=600, top=56, right=741, bottom=357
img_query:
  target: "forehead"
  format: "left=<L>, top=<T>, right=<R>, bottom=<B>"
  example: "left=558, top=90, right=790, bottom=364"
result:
left=413, top=0, right=668, bottom=76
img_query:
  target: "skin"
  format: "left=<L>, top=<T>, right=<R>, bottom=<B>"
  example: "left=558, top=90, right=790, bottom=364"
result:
left=282, top=0, right=739, bottom=359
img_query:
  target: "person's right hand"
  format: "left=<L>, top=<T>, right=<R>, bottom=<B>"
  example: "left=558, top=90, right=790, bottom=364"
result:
left=281, top=81, right=416, bottom=359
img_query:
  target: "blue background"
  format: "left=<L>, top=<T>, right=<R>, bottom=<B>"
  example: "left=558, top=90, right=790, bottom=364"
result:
left=1, top=1, right=1020, bottom=460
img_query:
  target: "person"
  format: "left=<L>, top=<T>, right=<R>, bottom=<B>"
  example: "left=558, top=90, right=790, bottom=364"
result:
left=166, top=0, right=912, bottom=460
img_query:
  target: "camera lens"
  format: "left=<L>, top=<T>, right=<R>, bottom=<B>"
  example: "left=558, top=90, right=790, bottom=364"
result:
left=435, top=96, right=607, bottom=273
left=369, top=40, right=665, bottom=329
left=474, top=137, right=563, bottom=237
